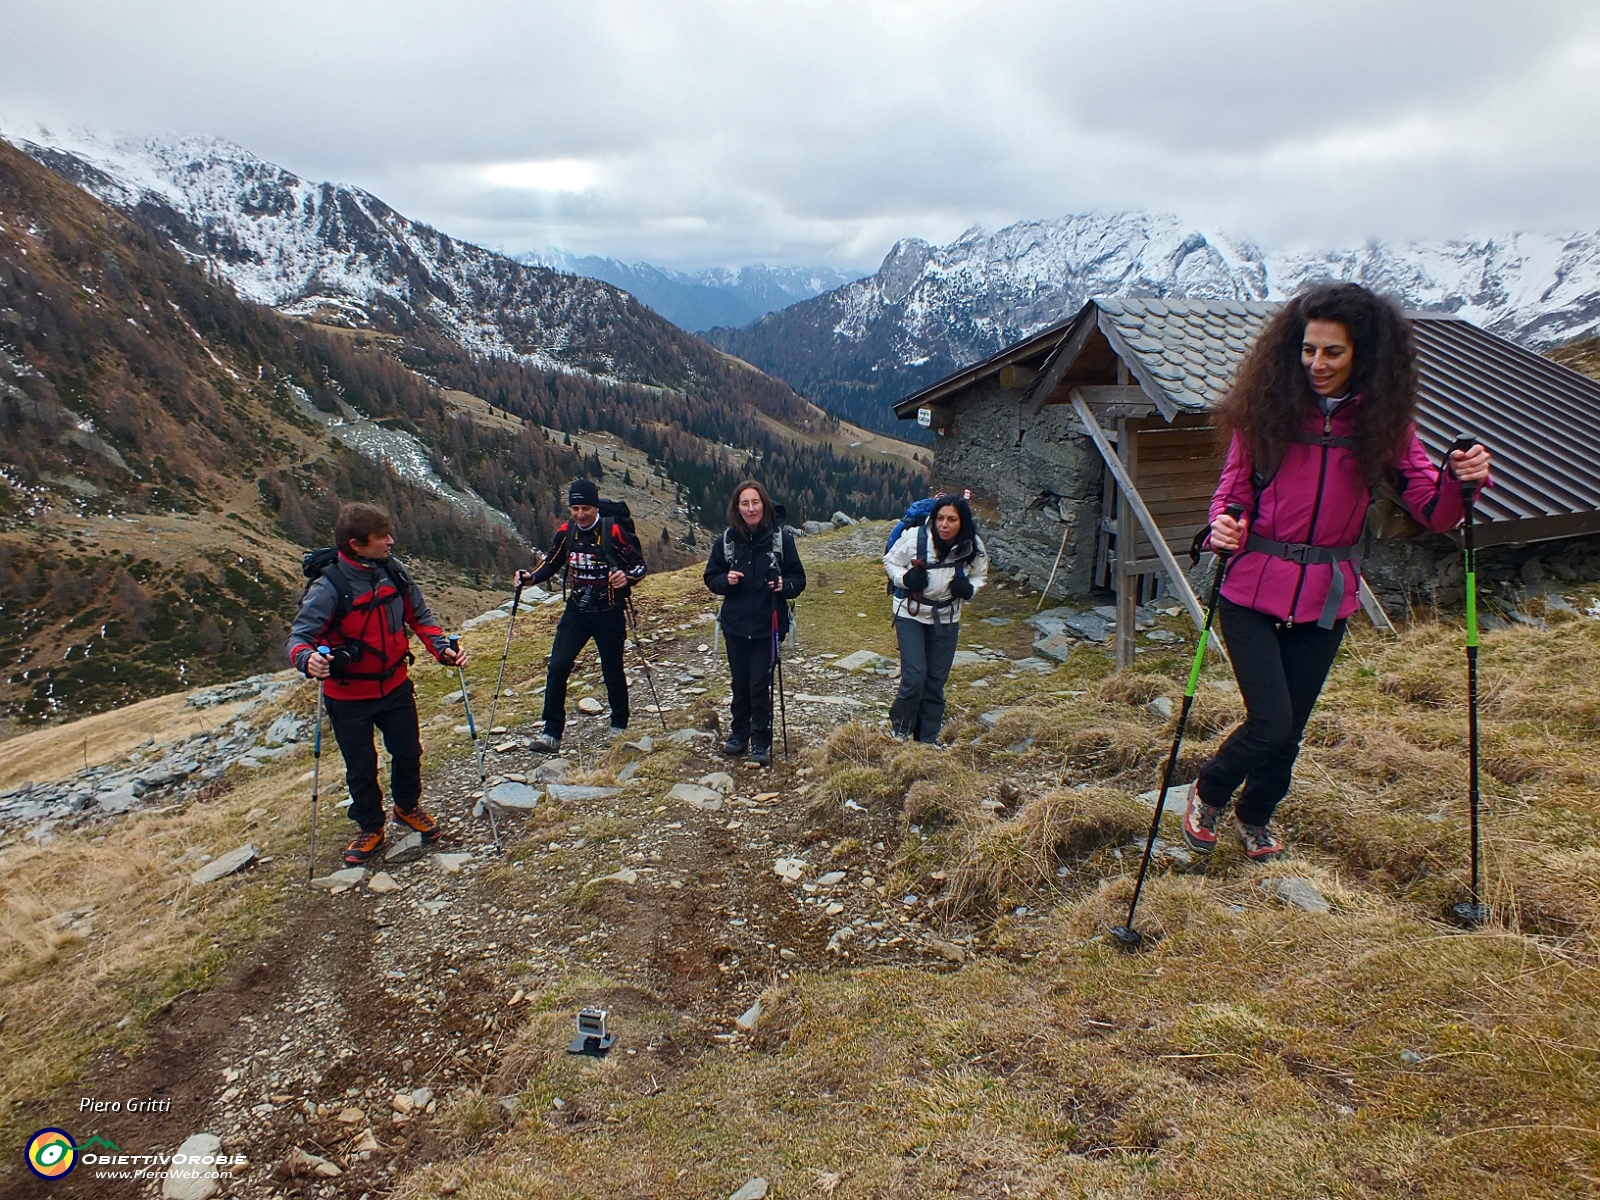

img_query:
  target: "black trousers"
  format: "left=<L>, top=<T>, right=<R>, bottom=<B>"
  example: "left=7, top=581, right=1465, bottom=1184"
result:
left=725, top=632, right=774, bottom=745
left=541, top=605, right=628, bottom=738
left=1196, top=599, right=1347, bottom=825
left=325, top=680, right=423, bottom=834
left=890, top=616, right=960, bottom=743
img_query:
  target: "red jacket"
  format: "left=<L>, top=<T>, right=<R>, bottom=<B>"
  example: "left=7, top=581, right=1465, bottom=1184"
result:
left=287, top=553, right=449, bottom=701
left=1210, top=398, right=1486, bottom=625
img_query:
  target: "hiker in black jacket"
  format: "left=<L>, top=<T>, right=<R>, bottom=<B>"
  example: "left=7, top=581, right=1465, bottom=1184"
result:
left=515, top=479, right=647, bottom=751
left=704, top=480, right=806, bottom=766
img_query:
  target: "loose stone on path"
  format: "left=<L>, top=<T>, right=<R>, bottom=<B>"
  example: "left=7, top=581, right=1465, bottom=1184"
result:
left=191, top=843, right=257, bottom=884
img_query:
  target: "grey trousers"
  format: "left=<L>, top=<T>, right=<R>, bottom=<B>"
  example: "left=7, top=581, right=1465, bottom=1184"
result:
left=890, top=617, right=960, bottom=743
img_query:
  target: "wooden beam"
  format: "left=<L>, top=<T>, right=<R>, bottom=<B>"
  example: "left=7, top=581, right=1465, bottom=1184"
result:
left=1023, top=310, right=1100, bottom=415
left=1073, top=385, right=1150, bottom=407
left=1071, top=389, right=1227, bottom=665
left=1358, top=577, right=1398, bottom=636
left=999, top=364, right=1037, bottom=391
left=1116, top=416, right=1137, bottom=670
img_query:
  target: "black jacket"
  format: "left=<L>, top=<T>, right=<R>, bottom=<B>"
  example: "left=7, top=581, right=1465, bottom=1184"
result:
left=527, top=517, right=647, bottom=612
left=705, top=524, right=806, bottom=640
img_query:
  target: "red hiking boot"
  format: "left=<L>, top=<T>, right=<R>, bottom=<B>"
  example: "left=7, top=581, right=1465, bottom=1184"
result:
left=344, top=830, right=385, bottom=865
left=1180, top=782, right=1222, bottom=854
left=1233, top=817, right=1287, bottom=862
left=393, top=805, right=442, bottom=843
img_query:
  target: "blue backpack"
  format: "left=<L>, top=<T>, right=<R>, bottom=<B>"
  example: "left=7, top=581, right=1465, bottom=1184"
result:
left=884, top=496, right=944, bottom=556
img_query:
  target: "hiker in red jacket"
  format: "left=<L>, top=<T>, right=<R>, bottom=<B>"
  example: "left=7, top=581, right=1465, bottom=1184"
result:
left=288, top=502, right=464, bottom=865
left=1184, top=283, right=1491, bottom=862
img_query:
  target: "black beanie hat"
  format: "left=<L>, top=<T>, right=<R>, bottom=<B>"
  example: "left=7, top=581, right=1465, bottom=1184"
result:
left=567, top=478, right=600, bottom=507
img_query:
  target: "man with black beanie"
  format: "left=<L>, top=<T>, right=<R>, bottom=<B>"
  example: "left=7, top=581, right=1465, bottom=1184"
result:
left=516, top=479, right=647, bottom=751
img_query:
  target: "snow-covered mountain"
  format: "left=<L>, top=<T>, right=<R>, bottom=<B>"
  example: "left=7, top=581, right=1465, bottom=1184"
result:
left=705, top=212, right=1600, bottom=436
left=521, top=252, right=859, bottom=332
left=2, top=126, right=702, bottom=383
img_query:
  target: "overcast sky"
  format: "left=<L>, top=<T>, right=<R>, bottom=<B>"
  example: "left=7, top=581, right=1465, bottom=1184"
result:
left=3, top=0, right=1598, bottom=270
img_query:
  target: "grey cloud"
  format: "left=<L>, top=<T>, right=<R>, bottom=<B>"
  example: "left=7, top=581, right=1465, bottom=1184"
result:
left=2, top=0, right=1597, bottom=270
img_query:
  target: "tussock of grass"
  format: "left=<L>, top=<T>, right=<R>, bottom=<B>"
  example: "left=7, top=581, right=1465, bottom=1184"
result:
left=940, top=787, right=1146, bottom=917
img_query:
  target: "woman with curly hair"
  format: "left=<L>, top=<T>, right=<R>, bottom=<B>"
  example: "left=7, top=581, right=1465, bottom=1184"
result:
left=1183, top=282, right=1491, bottom=862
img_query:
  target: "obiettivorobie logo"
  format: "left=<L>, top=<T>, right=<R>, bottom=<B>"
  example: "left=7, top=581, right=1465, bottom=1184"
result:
left=26, top=1128, right=246, bottom=1184
left=26, top=1130, right=121, bottom=1180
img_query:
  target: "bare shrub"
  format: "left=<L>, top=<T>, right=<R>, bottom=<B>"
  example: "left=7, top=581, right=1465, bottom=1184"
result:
left=1097, top=672, right=1170, bottom=706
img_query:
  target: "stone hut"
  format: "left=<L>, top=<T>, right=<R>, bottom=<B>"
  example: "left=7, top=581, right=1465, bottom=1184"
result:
left=894, top=297, right=1600, bottom=666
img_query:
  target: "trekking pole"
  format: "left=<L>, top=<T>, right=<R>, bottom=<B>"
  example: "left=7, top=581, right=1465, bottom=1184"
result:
left=451, top=635, right=501, bottom=854
left=307, top=645, right=329, bottom=883
left=770, top=593, right=790, bottom=761
left=1447, top=435, right=1489, bottom=928
left=1111, top=504, right=1245, bottom=950
left=624, top=598, right=671, bottom=733
left=477, top=583, right=523, bottom=780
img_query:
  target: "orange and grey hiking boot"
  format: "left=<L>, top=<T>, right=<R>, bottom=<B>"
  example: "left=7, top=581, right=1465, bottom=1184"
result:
left=1233, top=817, right=1286, bottom=862
left=1180, top=781, right=1222, bottom=854
left=343, top=830, right=385, bottom=865
left=393, top=805, right=442, bottom=843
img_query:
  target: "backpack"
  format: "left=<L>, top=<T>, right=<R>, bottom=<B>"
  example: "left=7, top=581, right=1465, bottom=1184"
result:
left=595, top=498, right=644, bottom=567
left=884, top=496, right=944, bottom=557
left=300, top=547, right=412, bottom=620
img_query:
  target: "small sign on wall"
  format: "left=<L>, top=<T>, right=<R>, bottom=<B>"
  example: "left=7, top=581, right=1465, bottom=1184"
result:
left=917, top=406, right=933, bottom=428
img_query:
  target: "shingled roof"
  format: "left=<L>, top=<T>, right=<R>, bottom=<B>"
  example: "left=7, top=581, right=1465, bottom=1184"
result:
left=1092, top=298, right=1277, bottom=412
left=894, top=296, right=1600, bottom=546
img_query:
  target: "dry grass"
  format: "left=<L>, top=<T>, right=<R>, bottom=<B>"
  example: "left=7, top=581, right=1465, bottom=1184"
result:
left=0, top=759, right=313, bottom=1131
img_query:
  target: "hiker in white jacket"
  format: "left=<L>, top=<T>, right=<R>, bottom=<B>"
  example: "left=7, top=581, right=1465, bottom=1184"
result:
left=883, top=494, right=988, bottom=744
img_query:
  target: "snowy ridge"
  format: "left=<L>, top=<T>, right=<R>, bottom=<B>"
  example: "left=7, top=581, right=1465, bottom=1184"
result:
left=2, top=125, right=667, bottom=380
left=705, top=212, right=1600, bottom=435
left=832, top=213, right=1600, bottom=361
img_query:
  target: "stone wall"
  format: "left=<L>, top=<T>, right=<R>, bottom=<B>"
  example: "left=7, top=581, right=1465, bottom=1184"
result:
left=927, top=380, right=1104, bottom=595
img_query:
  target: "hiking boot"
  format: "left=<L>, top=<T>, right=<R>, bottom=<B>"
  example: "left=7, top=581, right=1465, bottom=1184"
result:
left=533, top=732, right=560, bottom=753
left=722, top=735, right=750, bottom=758
left=609, top=725, right=628, bottom=737
left=749, top=741, right=772, bottom=767
left=393, top=804, right=441, bottom=843
left=343, top=830, right=385, bottom=865
left=1180, top=782, right=1223, bottom=854
left=1234, top=817, right=1287, bottom=862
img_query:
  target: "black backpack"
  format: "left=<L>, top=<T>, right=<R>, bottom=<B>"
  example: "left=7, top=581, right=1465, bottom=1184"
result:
left=300, top=547, right=412, bottom=621
left=595, top=498, right=644, bottom=566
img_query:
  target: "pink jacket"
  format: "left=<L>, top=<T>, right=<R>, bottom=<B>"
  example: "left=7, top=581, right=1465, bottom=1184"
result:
left=1209, top=397, right=1483, bottom=625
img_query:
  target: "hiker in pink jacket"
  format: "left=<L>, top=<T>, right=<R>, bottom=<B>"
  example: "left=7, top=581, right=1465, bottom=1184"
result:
left=1182, top=283, right=1491, bottom=862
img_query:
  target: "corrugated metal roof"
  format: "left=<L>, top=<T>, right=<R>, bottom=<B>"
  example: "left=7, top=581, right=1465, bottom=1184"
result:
left=1409, top=315, right=1600, bottom=539
left=895, top=297, right=1600, bottom=544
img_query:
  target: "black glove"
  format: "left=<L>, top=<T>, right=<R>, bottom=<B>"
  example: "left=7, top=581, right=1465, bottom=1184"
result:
left=949, top=575, right=974, bottom=600
left=901, top=565, right=930, bottom=593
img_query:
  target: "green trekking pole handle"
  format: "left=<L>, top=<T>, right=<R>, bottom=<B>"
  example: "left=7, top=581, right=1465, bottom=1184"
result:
left=1448, top=434, right=1488, bottom=927
left=1112, top=503, right=1245, bottom=949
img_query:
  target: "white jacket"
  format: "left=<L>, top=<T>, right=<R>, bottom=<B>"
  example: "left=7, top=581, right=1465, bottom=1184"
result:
left=883, top=523, right=989, bottom=625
